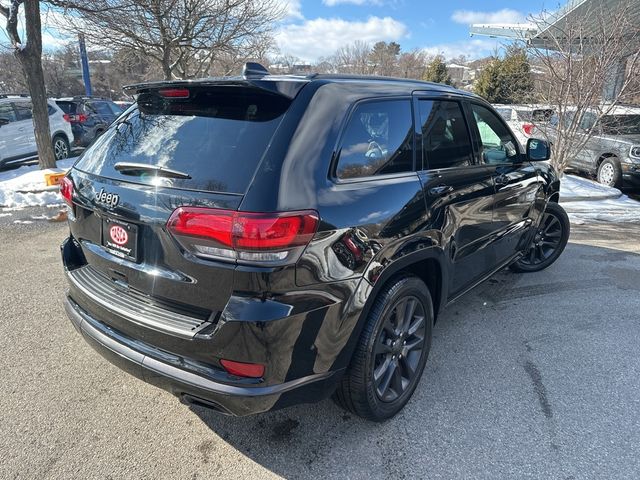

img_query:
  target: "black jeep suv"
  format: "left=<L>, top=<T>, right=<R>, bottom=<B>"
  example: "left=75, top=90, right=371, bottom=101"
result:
left=60, top=64, right=569, bottom=421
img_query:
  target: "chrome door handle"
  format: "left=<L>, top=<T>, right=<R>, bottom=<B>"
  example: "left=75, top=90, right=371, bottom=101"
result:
left=429, top=185, right=454, bottom=196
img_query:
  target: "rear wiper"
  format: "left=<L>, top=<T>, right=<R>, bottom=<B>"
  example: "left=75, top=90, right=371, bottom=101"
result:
left=114, top=162, right=191, bottom=180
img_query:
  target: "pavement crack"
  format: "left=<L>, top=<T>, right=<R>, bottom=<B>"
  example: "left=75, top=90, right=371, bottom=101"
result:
left=523, top=360, right=553, bottom=419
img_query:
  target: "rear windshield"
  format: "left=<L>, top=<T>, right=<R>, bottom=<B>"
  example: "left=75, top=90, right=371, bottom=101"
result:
left=56, top=101, right=78, bottom=114
left=74, top=87, right=291, bottom=194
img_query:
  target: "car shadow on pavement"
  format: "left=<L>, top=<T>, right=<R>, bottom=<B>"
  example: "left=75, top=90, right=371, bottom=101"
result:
left=186, top=236, right=640, bottom=479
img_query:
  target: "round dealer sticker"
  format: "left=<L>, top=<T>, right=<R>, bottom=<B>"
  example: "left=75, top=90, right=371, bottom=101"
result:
left=110, top=225, right=128, bottom=246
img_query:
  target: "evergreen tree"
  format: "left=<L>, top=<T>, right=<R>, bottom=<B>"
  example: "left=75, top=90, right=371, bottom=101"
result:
left=423, top=56, right=452, bottom=85
left=474, top=47, right=533, bottom=103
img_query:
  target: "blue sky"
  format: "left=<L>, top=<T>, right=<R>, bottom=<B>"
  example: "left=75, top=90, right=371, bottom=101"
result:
left=276, top=0, right=555, bottom=61
left=3, top=0, right=557, bottom=61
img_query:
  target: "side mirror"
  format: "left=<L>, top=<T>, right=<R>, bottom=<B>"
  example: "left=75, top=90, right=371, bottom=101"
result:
left=526, top=138, right=550, bottom=161
left=0, top=117, right=9, bottom=127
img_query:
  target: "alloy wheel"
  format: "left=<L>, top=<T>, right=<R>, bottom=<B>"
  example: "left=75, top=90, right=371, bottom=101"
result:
left=54, top=139, right=69, bottom=160
left=520, top=211, right=563, bottom=266
left=373, top=295, right=426, bottom=402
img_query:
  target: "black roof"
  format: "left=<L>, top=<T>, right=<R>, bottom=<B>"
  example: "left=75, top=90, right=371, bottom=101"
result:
left=124, top=62, right=478, bottom=100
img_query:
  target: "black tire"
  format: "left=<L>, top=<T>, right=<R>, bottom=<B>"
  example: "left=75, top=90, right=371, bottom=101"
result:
left=52, top=134, right=70, bottom=161
left=596, top=158, right=622, bottom=188
left=333, top=275, right=433, bottom=421
left=511, top=202, right=570, bottom=273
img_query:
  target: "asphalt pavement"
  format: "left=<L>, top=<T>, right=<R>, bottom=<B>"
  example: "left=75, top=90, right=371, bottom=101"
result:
left=1, top=216, right=640, bottom=479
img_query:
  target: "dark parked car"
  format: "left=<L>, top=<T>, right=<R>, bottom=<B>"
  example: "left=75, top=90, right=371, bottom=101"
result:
left=55, top=96, right=123, bottom=148
left=60, top=64, right=569, bottom=421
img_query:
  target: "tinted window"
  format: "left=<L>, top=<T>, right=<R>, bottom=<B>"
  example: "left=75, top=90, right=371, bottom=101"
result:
left=335, top=99, right=413, bottom=179
left=56, top=101, right=78, bottom=114
left=471, top=104, right=519, bottom=164
left=14, top=102, right=33, bottom=121
left=419, top=100, right=472, bottom=170
left=74, top=87, right=291, bottom=194
left=0, top=103, right=17, bottom=123
left=88, top=101, right=118, bottom=116
left=48, top=105, right=57, bottom=115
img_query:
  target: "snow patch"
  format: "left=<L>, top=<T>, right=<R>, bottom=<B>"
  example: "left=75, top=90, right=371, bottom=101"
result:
left=560, top=174, right=622, bottom=202
left=560, top=175, right=640, bottom=223
left=0, top=158, right=77, bottom=209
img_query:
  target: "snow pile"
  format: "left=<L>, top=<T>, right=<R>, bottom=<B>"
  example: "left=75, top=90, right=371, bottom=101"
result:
left=0, top=158, right=76, bottom=209
left=560, top=174, right=640, bottom=223
left=560, top=174, right=622, bottom=202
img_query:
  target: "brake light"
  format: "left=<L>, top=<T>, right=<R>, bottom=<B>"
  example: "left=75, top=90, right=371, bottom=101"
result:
left=158, top=88, right=190, bottom=98
left=522, top=123, right=534, bottom=136
left=220, top=359, right=265, bottom=378
left=166, top=207, right=319, bottom=265
left=59, top=176, right=74, bottom=206
left=63, top=113, right=88, bottom=123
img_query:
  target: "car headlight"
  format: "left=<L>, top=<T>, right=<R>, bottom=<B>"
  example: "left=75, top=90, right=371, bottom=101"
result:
left=630, top=146, right=640, bottom=159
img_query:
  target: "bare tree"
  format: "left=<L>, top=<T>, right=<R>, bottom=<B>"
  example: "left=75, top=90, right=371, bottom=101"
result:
left=52, top=0, right=284, bottom=80
left=526, top=0, right=640, bottom=174
left=396, top=49, right=428, bottom=79
left=331, top=41, right=372, bottom=75
left=1, top=0, right=57, bottom=168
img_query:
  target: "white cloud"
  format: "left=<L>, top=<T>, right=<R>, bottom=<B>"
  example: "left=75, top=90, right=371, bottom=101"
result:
left=451, top=9, right=526, bottom=25
left=276, top=16, right=408, bottom=61
left=278, top=0, right=304, bottom=20
left=323, top=0, right=383, bottom=6
left=422, top=39, right=501, bottom=60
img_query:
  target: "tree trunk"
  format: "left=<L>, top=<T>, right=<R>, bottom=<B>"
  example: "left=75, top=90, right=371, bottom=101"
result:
left=20, top=51, right=56, bottom=169
left=5, top=0, right=57, bottom=169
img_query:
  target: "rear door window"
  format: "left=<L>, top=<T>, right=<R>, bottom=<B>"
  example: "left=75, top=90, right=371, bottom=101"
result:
left=14, top=102, right=33, bottom=121
left=418, top=99, right=473, bottom=170
left=335, top=99, right=414, bottom=179
left=0, top=103, right=17, bottom=123
left=74, top=87, right=291, bottom=194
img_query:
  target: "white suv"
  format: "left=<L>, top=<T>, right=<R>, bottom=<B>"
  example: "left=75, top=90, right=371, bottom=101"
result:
left=493, top=104, right=555, bottom=147
left=0, top=95, right=75, bottom=169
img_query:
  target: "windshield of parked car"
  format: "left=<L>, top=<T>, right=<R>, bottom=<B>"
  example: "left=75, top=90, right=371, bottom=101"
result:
left=73, top=87, right=291, bottom=194
left=599, top=115, right=640, bottom=135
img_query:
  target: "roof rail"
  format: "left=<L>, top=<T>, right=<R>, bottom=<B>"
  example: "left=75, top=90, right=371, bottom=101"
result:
left=71, top=95, right=109, bottom=100
left=242, top=62, right=270, bottom=79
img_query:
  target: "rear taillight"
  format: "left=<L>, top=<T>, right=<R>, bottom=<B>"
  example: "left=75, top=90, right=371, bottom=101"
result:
left=63, top=114, right=88, bottom=123
left=522, top=123, right=534, bottom=136
left=166, top=207, right=319, bottom=265
left=220, top=359, right=265, bottom=378
left=59, top=176, right=74, bottom=207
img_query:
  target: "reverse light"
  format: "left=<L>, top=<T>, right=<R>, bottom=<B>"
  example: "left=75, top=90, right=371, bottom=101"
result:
left=522, top=123, right=535, bottom=136
left=166, top=207, right=319, bottom=265
left=220, top=359, right=265, bottom=378
left=59, top=176, right=74, bottom=207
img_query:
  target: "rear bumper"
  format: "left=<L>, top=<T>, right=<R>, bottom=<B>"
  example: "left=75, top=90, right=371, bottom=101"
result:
left=64, top=295, right=340, bottom=416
